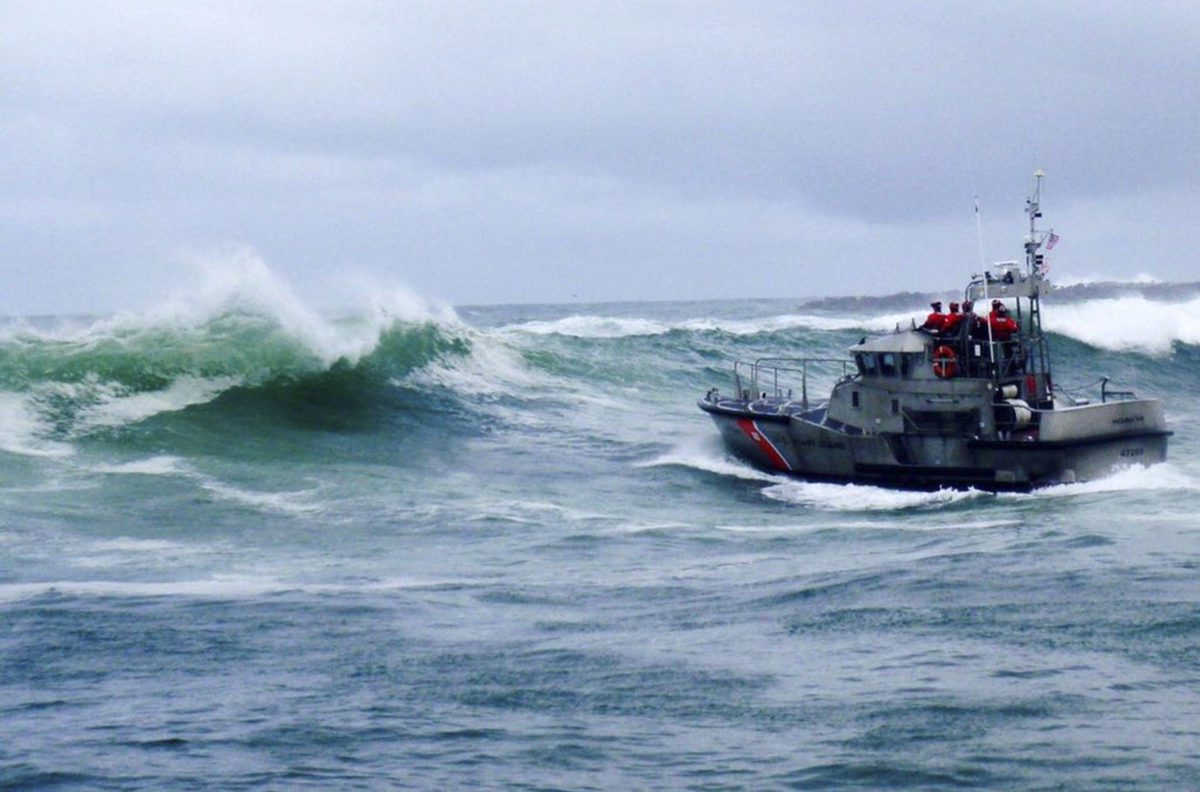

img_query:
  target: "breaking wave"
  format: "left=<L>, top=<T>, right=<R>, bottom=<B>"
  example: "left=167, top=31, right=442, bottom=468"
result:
left=499, top=312, right=914, bottom=338
left=1040, top=296, right=1200, bottom=354
left=1053, top=272, right=1162, bottom=288
left=497, top=293, right=1200, bottom=356
left=0, top=253, right=473, bottom=450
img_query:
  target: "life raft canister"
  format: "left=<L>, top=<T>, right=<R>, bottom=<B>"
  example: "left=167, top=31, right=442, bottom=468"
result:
left=932, top=345, right=958, bottom=378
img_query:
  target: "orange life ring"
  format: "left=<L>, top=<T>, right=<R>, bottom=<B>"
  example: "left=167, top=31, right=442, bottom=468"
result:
left=932, top=345, right=958, bottom=378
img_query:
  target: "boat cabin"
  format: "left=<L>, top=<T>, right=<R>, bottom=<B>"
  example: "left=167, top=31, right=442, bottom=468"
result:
left=829, top=329, right=997, bottom=439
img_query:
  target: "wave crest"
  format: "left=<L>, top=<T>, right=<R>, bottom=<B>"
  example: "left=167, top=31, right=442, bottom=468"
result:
left=499, top=311, right=912, bottom=339
left=1041, top=295, right=1200, bottom=354
left=497, top=294, right=1200, bottom=356
left=0, top=253, right=471, bottom=445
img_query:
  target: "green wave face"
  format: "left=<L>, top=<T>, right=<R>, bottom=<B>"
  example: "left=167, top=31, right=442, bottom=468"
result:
left=0, top=311, right=472, bottom=444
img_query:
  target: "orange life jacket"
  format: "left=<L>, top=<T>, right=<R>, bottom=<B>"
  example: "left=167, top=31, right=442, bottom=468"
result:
left=923, top=312, right=945, bottom=332
left=988, top=311, right=1019, bottom=341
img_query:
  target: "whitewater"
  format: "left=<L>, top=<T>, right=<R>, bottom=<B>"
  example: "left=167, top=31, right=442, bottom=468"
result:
left=3, top=261, right=1200, bottom=789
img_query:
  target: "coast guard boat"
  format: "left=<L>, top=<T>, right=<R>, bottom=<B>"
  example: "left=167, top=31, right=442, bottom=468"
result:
left=699, top=173, right=1171, bottom=490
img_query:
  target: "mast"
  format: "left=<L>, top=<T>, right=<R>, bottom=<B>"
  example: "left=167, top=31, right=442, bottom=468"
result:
left=1023, top=169, right=1053, bottom=405
left=974, top=195, right=996, bottom=382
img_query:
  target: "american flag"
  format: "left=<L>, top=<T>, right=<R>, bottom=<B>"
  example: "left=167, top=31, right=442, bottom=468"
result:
left=1045, top=231, right=1060, bottom=250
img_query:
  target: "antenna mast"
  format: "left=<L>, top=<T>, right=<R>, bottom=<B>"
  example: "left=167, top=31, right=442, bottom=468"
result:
left=974, top=195, right=987, bottom=273
left=1023, top=169, right=1052, bottom=404
left=1025, top=169, right=1045, bottom=277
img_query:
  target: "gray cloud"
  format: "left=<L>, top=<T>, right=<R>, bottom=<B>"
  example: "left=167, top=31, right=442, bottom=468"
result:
left=2, top=1, right=1198, bottom=313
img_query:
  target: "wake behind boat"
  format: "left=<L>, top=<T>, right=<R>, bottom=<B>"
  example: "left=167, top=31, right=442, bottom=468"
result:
left=699, top=172, right=1171, bottom=491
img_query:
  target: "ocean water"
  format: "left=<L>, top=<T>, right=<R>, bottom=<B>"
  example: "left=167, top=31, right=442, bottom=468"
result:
left=3, top=264, right=1199, bottom=790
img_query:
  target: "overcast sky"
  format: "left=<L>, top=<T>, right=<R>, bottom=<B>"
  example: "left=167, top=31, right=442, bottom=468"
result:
left=3, top=1, right=1198, bottom=315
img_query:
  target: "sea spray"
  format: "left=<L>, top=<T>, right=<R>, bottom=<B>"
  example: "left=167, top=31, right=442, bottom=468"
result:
left=0, top=254, right=476, bottom=443
left=1040, top=295, right=1200, bottom=354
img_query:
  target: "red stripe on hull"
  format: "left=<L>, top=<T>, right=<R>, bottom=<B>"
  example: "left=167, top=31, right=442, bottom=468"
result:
left=735, top=418, right=792, bottom=471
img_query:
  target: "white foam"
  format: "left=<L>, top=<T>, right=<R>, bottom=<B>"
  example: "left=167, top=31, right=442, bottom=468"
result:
left=199, top=480, right=323, bottom=515
left=128, top=249, right=456, bottom=366
left=763, top=464, right=1195, bottom=511
left=93, top=455, right=188, bottom=476
left=637, top=444, right=790, bottom=484
left=414, top=329, right=549, bottom=396
left=1054, top=272, right=1162, bottom=288
left=0, top=574, right=479, bottom=604
left=0, top=576, right=321, bottom=603
left=1011, top=462, right=1199, bottom=500
left=1041, top=295, right=1200, bottom=354
left=405, top=321, right=651, bottom=439
left=711, top=517, right=1022, bottom=534
left=493, top=291, right=1200, bottom=355
left=9, top=251, right=456, bottom=379
left=92, top=453, right=323, bottom=516
left=0, top=392, right=73, bottom=458
left=762, top=480, right=989, bottom=511
left=711, top=522, right=824, bottom=534
left=68, top=536, right=208, bottom=569
left=73, top=377, right=241, bottom=434
left=0, top=254, right=478, bottom=440
left=464, top=499, right=613, bottom=525
left=728, top=312, right=917, bottom=334
left=88, top=537, right=189, bottom=552
left=499, top=311, right=916, bottom=339
left=503, top=315, right=673, bottom=338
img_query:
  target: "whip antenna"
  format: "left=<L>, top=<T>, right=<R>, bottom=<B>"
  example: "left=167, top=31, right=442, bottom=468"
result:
left=974, top=194, right=987, bottom=272
left=975, top=193, right=995, bottom=377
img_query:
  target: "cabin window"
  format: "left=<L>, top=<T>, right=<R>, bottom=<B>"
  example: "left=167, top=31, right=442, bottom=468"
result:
left=880, top=353, right=898, bottom=377
left=891, top=399, right=899, bottom=415
left=900, top=354, right=912, bottom=377
left=861, top=354, right=878, bottom=376
left=852, top=391, right=860, bottom=408
left=854, top=354, right=866, bottom=376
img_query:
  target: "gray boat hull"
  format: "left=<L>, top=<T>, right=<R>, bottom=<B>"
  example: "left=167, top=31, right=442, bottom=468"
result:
left=699, top=397, right=1170, bottom=491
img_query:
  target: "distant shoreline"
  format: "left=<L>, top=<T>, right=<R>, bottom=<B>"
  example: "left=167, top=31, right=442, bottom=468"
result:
left=798, top=280, right=1200, bottom=313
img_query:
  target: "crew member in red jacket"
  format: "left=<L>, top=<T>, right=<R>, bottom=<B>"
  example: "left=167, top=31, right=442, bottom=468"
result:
left=922, top=301, right=946, bottom=333
left=941, top=302, right=964, bottom=336
left=988, top=300, right=1019, bottom=340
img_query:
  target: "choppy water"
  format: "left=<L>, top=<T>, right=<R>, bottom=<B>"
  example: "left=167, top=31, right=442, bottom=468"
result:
left=3, top=262, right=1199, bottom=789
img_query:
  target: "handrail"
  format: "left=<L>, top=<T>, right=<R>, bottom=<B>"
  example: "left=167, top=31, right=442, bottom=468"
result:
left=733, top=357, right=855, bottom=412
left=1100, top=376, right=1136, bottom=403
left=1051, top=376, right=1137, bottom=405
